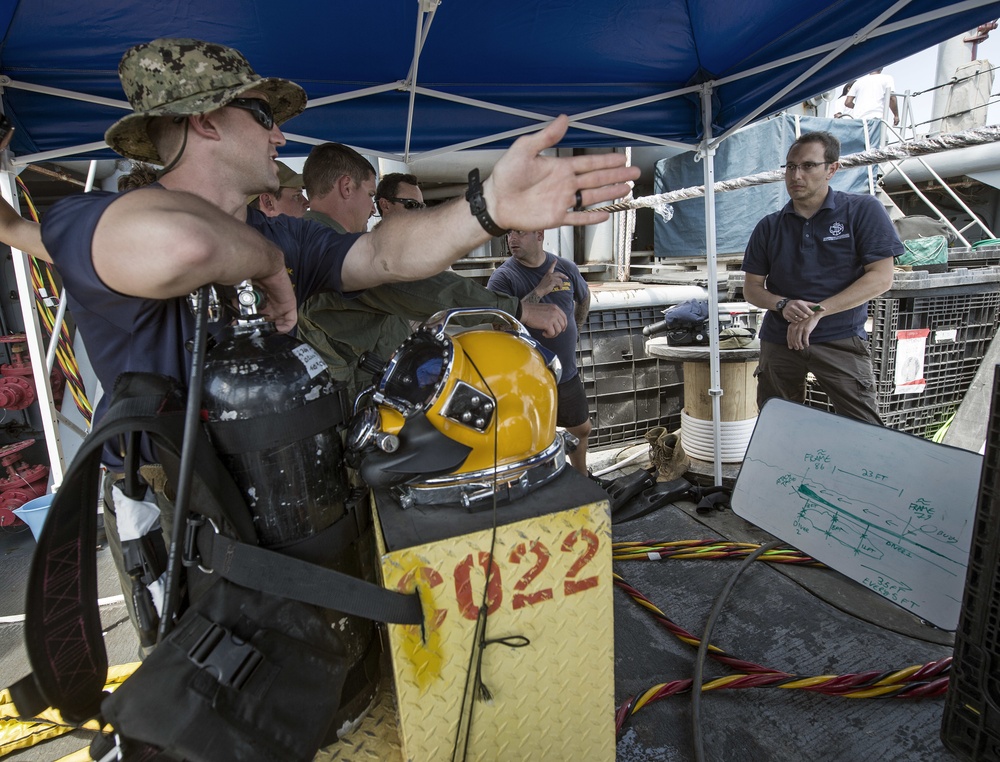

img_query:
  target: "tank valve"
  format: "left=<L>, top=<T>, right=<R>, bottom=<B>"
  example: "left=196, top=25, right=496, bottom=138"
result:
left=187, top=285, right=222, bottom=323
left=235, top=280, right=268, bottom=323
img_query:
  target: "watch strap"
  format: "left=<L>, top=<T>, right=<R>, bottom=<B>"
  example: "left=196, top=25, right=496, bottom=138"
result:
left=465, top=168, right=508, bottom=237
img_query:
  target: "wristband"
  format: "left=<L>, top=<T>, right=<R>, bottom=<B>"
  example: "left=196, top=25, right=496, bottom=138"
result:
left=465, top=168, right=508, bottom=237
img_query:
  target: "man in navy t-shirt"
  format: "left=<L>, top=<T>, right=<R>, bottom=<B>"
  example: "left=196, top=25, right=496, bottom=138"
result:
left=488, top=230, right=592, bottom=474
left=742, top=130, right=901, bottom=424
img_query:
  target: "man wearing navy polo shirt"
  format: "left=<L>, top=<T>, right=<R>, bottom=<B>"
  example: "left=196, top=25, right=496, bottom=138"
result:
left=742, top=130, right=901, bottom=424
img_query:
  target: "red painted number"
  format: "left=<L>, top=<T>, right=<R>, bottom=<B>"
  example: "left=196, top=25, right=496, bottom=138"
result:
left=454, top=552, right=503, bottom=620
left=508, top=541, right=554, bottom=610
left=562, top=528, right=600, bottom=595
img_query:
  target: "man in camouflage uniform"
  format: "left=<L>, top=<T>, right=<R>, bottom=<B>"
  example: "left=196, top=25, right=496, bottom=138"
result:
left=249, top=159, right=308, bottom=218
left=295, top=143, right=570, bottom=399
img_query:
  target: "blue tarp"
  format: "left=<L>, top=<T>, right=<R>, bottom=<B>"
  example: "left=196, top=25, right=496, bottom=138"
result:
left=2, top=1, right=1000, bottom=161
left=654, top=116, right=878, bottom=257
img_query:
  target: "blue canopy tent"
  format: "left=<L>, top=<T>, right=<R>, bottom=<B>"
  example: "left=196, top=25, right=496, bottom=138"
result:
left=2, top=0, right=999, bottom=482
left=3, top=1, right=1000, bottom=160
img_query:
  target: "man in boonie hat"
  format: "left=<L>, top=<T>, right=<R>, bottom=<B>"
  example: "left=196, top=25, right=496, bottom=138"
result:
left=23, top=34, right=638, bottom=678
left=103, top=37, right=307, bottom=168
left=250, top=160, right=308, bottom=218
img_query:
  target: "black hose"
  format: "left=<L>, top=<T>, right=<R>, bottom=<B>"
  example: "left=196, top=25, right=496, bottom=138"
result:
left=642, top=319, right=669, bottom=337
left=691, top=539, right=784, bottom=762
left=156, top=285, right=210, bottom=642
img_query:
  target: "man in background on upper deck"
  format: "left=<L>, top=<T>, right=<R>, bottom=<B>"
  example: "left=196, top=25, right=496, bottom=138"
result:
left=845, top=68, right=899, bottom=125
left=488, top=229, right=592, bottom=474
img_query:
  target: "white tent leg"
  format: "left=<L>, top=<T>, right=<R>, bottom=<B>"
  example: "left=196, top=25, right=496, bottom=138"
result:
left=0, top=170, right=65, bottom=487
left=700, top=86, right=724, bottom=486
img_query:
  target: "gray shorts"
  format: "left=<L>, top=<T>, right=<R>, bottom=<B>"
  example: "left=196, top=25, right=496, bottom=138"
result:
left=556, top=373, right=591, bottom=428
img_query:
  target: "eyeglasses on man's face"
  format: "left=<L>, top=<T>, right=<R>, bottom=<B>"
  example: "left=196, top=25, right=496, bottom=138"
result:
left=226, top=97, right=275, bottom=131
left=382, top=196, right=426, bottom=210
left=781, top=161, right=830, bottom=174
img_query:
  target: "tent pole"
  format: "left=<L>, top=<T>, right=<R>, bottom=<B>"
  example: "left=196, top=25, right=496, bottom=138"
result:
left=699, top=85, right=723, bottom=486
left=0, top=170, right=66, bottom=488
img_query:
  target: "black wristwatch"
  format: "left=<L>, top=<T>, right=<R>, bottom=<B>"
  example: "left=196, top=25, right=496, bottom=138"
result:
left=465, top=168, right=508, bottom=237
left=774, top=298, right=790, bottom=313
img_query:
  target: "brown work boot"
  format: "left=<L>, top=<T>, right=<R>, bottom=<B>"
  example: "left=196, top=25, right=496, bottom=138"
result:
left=646, top=427, right=689, bottom=482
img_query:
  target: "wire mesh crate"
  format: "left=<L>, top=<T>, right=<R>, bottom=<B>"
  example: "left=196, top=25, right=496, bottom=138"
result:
left=806, top=276, right=1000, bottom=437
left=576, top=305, right=684, bottom=447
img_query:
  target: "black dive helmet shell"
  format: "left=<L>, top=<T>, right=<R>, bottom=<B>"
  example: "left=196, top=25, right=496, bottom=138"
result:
left=200, top=319, right=348, bottom=546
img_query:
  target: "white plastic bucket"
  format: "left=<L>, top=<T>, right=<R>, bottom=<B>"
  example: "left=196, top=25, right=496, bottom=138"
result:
left=680, top=409, right=757, bottom=463
left=12, top=493, right=54, bottom=542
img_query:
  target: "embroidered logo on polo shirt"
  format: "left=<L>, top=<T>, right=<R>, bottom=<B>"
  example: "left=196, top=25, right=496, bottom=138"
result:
left=822, top=221, right=850, bottom=241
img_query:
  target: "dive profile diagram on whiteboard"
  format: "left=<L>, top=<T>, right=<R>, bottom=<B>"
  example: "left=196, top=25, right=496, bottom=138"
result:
left=732, top=399, right=982, bottom=630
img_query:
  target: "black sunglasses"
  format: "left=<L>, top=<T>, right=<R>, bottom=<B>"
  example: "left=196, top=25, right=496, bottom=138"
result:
left=381, top=196, right=426, bottom=210
left=226, top=98, right=275, bottom=131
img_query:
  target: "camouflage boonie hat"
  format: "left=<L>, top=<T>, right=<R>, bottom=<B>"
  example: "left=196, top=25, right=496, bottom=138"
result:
left=104, top=38, right=307, bottom=164
left=275, top=160, right=304, bottom=189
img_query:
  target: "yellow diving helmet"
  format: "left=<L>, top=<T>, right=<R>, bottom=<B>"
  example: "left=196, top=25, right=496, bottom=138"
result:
left=346, top=309, right=573, bottom=509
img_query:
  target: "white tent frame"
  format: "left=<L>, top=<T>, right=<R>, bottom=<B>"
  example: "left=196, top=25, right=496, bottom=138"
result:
left=1, top=0, right=996, bottom=486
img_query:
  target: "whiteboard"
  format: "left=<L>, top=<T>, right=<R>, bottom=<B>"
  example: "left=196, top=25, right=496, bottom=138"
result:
left=732, top=399, right=982, bottom=630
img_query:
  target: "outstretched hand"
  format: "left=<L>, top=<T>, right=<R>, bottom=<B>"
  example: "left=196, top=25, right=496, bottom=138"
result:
left=487, top=115, right=639, bottom=231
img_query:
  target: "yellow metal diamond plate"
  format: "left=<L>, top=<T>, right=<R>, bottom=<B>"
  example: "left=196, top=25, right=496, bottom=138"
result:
left=374, top=499, right=615, bottom=762
left=316, top=681, right=404, bottom=761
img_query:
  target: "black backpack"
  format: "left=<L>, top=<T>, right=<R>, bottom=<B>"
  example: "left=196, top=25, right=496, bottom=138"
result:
left=8, top=372, right=422, bottom=761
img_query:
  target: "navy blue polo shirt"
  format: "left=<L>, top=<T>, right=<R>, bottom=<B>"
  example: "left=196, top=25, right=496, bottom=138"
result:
left=742, top=189, right=901, bottom=344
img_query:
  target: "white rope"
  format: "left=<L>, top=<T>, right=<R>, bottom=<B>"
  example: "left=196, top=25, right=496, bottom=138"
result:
left=615, top=147, right=636, bottom=282
left=593, top=124, right=1000, bottom=217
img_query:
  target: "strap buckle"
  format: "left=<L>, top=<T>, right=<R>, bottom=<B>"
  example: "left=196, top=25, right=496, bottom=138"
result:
left=187, top=617, right=263, bottom=690
left=182, top=515, right=218, bottom=574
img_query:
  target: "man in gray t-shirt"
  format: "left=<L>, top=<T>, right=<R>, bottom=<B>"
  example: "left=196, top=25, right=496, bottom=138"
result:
left=488, top=230, right=592, bottom=474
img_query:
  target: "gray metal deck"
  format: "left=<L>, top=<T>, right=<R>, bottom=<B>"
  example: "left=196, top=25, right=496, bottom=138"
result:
left=0, top=471, right=960, bottom=761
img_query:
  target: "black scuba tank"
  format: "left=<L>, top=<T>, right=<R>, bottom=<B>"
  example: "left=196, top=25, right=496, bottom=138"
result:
left=201, top=317, right=348, bottom=547
left=199, top=287, right=380, bottom=737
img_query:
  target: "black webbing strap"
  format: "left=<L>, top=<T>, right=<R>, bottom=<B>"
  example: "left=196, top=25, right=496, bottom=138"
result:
left=15, top=375, right=254, bottom=722
left=18, top=382, right=184, bottom=722
left=204, top=533, right=423, bottom=625
left=204, top=390, right=345, bottom=455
